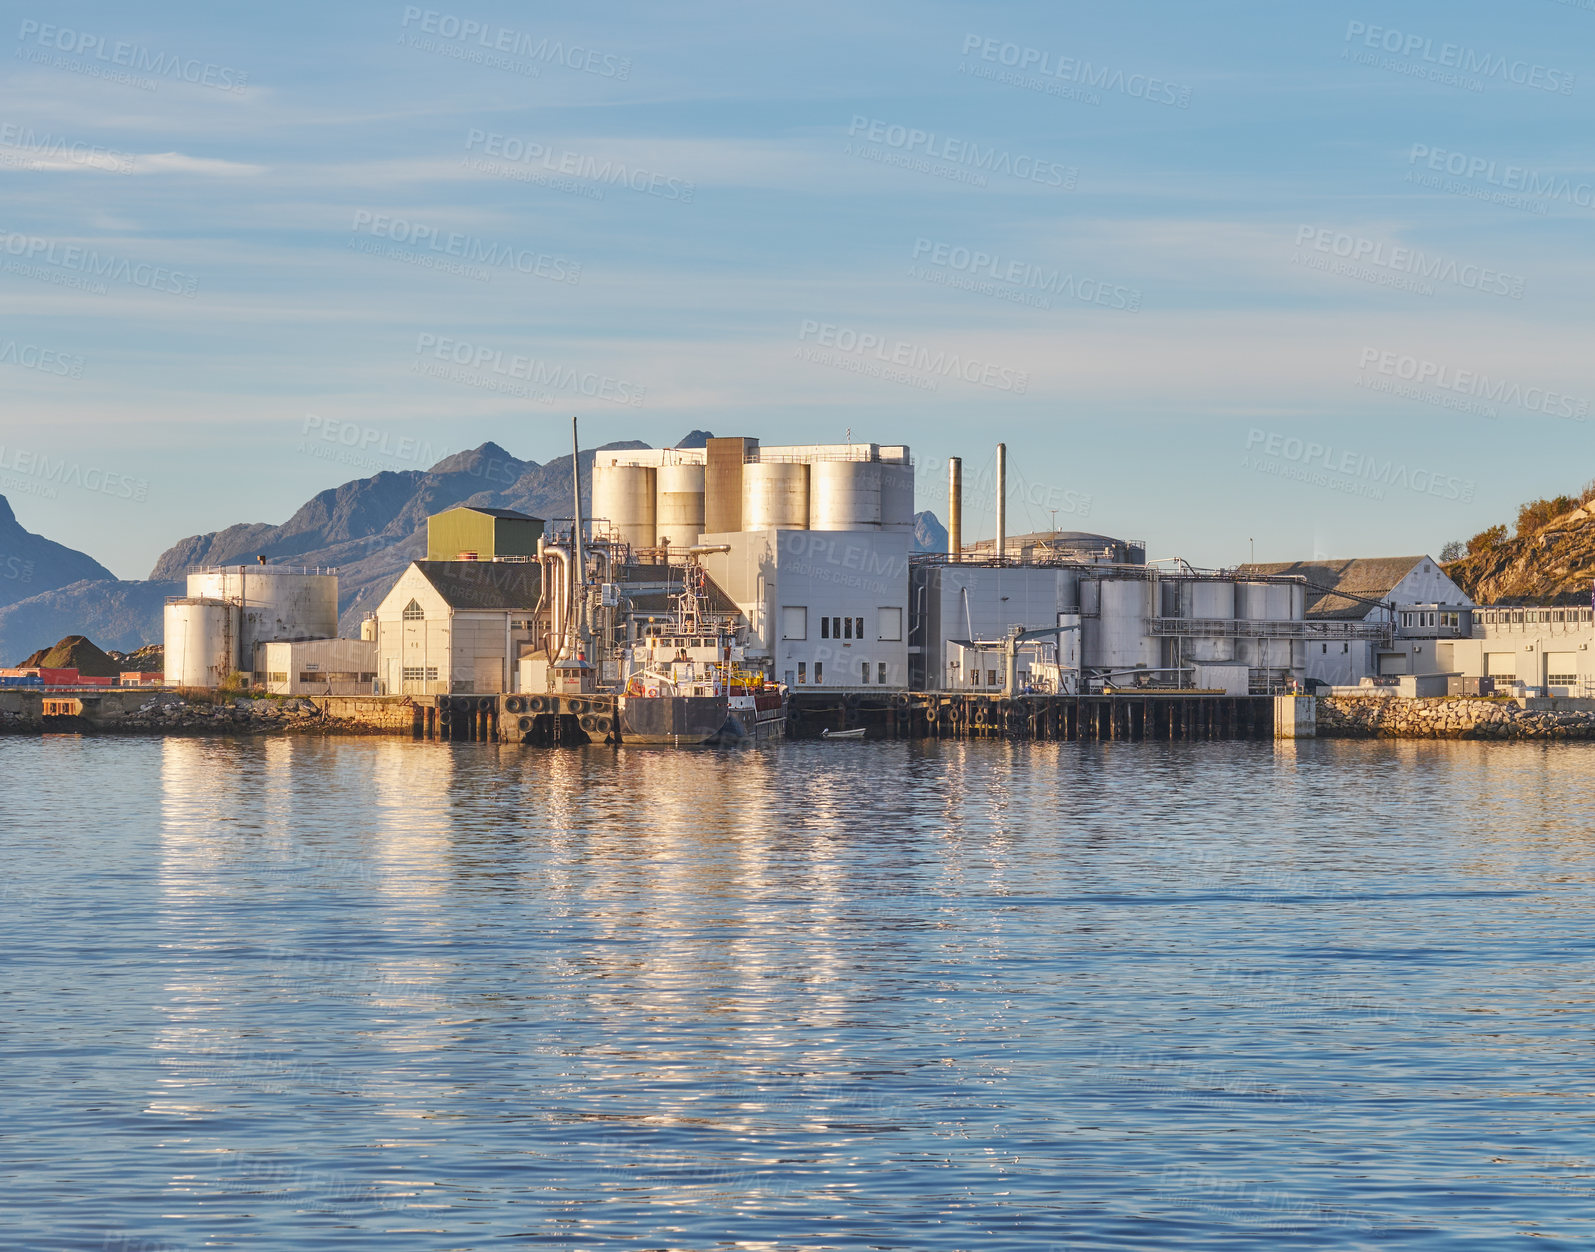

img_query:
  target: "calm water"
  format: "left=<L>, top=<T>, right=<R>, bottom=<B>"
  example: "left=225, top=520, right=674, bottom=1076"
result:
left=4, top=735, right=1595, bottom=1250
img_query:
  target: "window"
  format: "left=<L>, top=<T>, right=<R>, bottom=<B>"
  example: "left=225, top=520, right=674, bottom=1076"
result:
left=815, top=661, right=824, bottom=684
left=820, top=616, right=830, bottom=639
left=267, top=672, right=288, bottom=684
left=855, top=617, right=864, bottom=640
left=844, top=617, right=853, bottom=639
left=862, top=660, right=870, bottom=684
left=402, top=666, right=426, bottom=681
left=1322, top=644, right=1327, bottom=654
left=987, top=669, right=997, bottom=687
left=402, top=599, right=424, bottom=621
left=878, top=662, right=887, bottom=684
left=1549, top=671, right=1578, bottom=685
left=832, top=617, right=842, bottom=640
left=797, top=662, right=806, bottom=684
left=877, top=607, right=903, bottom=641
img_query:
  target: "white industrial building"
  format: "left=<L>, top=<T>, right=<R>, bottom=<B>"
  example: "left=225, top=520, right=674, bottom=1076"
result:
left=1240, top=556, right=1473, bottom=687
left=256, top=638, right=378, bottom=695
left=367, top=560, right=541, bottom=696
left=164, top=564, right=340, bottom=688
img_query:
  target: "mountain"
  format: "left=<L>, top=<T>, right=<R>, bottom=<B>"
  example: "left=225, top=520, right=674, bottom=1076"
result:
left=0, top=578, right=179, bottom=665
left=913, top=510, right=948, bottom=555
left=150, top=438, right=654, bottom=634
left=0, top=495, right=116, bottom=609
left=675, top=430, right=713, bottom=448
left=20, top=634, right=121, bottom=677
left=1445, top=500, right=1595, bottom=604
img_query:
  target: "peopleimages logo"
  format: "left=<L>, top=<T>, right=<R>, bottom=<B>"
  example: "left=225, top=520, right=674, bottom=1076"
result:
left=1358, top=347, right=1589, bottom=422
left=1408, top=144, right=1595, bottom=210
left=1342, top=21, right=1576, bottom=94
left=959, top=34, right=1192, bottom=108
left=796, top=320, right=1029, bottom=393
left=398, top=8, right=630, bottom=79
left=845, top=117, right=1077, bottom=189
left=0, top=230, right=198, bottom=295
left=15, top=19, right=248, bottom=92
left=412, top=333, right=645, bottom=406
left=349, top=211, right=580, bottom=284
left=910, top=238, right=1141, bottom=312
left=1242, top=429, right=1475, bottom=503
left=462, top=130, right=694, bottom=202
left=1293, top=226, right=1525, bottom=299
left=0, top=123, right=133, bottom=173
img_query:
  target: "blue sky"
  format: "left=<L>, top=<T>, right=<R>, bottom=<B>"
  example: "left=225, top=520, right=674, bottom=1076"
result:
left=4, top=0, right=1593, bottom=577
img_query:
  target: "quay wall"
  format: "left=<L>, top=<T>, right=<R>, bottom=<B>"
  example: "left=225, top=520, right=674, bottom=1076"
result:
left=0, top=690, right=417, bottom=735
left=1318, top=695, right=1595, bottom=740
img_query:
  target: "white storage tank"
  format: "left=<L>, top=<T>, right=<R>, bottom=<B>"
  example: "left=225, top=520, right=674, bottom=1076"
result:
left=656, top=462, right=706, bottom=547
left=879, top=462, right=916, bottom=532
left=809, top=460, right=882, bottom=530
left=1179, top=580, right=1236, bottom=662
left=164, top=597, right=239, bottom=688
left=592, top=461, right=657, bottom=549
left=743, top=461, right=809, bottom=530
left=186, top=566, right=339, bottom=654
left=1093, top=579, right=1157, bottom=673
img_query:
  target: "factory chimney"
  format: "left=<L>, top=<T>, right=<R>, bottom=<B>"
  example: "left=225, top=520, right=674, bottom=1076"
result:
left=995, top=442, right=1006, bottom=561
left=947, top=457, right=962, bottom=560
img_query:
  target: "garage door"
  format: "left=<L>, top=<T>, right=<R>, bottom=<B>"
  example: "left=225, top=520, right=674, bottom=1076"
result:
left=1546, top=653, right=1578, bottom=693
left=1485, top=653, right=1517, bottom=679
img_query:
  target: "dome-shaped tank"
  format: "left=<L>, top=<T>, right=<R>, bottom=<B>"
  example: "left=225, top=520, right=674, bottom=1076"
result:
left=1179, top=580, right=1236, bottom=662
left=164, top=598, right=239, bottom=688
left=878, top=462, right=915, bottom=532
left=656, top=463, right=705, bottom=546
left=809, top=460, right=882, bottom=530
left=592, top=462, right=657, bottom=549
left=743, top=461, right=809, bottom=530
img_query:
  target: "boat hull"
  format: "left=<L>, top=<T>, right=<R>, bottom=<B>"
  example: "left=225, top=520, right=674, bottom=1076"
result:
left=618, top=694, right=730, bottom=744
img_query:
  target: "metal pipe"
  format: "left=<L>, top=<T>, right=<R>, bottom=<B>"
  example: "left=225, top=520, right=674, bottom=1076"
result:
left=948, top=457, right=962, bottom=559
left=995, top=443, right=1006, bottom=562
left=570, top=416, right=588, bottom=654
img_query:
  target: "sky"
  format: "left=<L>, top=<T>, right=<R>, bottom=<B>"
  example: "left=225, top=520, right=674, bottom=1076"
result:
left=3, top=0, right=1593, bottom=579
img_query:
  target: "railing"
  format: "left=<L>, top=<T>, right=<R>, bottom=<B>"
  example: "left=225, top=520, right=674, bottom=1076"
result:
left=1149, top=616, right=1393, bottom=642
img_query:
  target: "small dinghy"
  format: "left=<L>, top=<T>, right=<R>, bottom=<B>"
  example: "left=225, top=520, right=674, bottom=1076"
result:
left=820, top=727, right=867, bottom=740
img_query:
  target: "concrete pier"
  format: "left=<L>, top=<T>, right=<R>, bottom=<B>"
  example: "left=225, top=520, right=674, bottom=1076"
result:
left=786, top=692, right=1276, bottom=741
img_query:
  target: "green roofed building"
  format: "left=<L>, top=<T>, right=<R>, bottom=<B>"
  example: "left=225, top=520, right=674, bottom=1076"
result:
left=425, top=506, right=544, bottom=562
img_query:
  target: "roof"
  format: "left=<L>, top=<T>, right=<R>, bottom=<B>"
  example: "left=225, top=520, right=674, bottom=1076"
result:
left=437, top=506, right=540, bottom=521
left=624, top=586, right=740, bottom=616
left=412, top=560, right=542, bottom=610
left=1239, top=556, right=1427, bottom=619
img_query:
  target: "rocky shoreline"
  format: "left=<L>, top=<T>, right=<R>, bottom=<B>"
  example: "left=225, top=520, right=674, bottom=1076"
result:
left=1319, top=695, right=1595, bottom=740
left=0, top=694, right=406, bottom=736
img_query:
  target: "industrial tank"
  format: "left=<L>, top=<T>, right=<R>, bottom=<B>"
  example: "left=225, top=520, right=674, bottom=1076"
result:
left=164, top=598, right=239, bottom=687
left=186, top=567, right=339, bottom=650
left=742, top=461, right=810, bottom=530
left=592, top=462, right=657, bottom=549
left=809, top=460, right=882, bottom=530
left=655, top=462, right=705, bottom=546
left=1178, top=580, right=1236, bottom=662
left=1092, top=579, right=1158, bottom=673
left=878, top=462, right=915, bottom=532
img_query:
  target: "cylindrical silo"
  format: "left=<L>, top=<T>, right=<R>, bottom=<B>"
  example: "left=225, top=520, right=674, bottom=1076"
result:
left=742, top=461, right=810, bottom=530
left=879, top=462, right=915, bottom=532
left=1093, top=579, right=1157, bottom=673
left=809, top=460, right=882, bottom=530
left=1179, top=580, right=1236, bottom=661
left=164, top=598, right=239, bottom=688
left=656, top=462, right=706, bottom=546
left=187, top=567, right=339, bottom=651
left=592, top=461, right=657, bottom=549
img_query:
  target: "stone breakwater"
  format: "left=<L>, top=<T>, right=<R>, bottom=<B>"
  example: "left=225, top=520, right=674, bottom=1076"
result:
left=0, top=693, right=418, bottom=735
left=1319, top=695, right=1595, bottom=740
